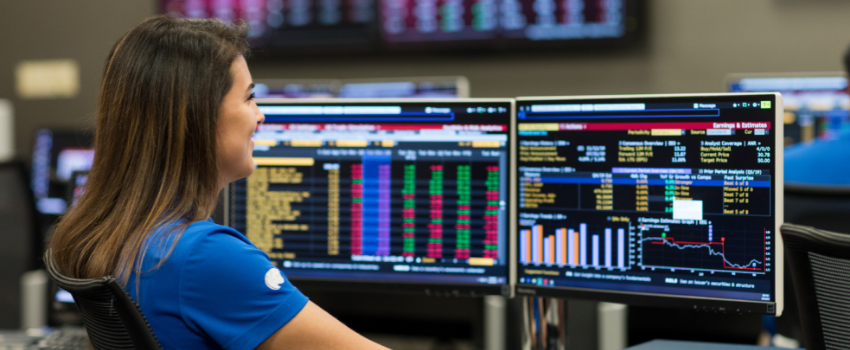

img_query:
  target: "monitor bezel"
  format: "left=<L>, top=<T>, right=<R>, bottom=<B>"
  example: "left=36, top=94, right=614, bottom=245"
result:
left=228, top=97, right=517, bottom=297
left=513, top=92, right=784, bottom=315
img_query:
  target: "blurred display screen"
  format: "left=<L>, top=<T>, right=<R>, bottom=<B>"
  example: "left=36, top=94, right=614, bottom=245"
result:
left=728, top=75, right=850, bottom=147
left=381, top=0, right=627, bottom=45
left=338, top=77, right=468, bottom=97
left=161, top=0, right=638, bottom=53
left=162, top=0, right=376, bottom=50
left=31, top=129, right=93, bottom=215
left=254, top=76, right=468, bottom=98
left=253, top=80, right=340, bottom=98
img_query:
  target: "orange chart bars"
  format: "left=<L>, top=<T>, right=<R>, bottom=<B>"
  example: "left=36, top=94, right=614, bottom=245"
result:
left=521, top=224, right=627, bottom=268
left=520, top=225, right=545, bottom=264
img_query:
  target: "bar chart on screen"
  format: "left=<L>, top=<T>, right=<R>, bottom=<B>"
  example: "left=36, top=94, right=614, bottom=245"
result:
left=519, top=220, right=634, bottom=271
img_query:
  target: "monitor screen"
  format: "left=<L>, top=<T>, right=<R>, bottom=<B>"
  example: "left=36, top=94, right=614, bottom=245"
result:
left=727, top=74, right=848, bottom=147
left=67, top=171, right=89, bottom=207
left=162, top=0, right=378, bottom=53
left=229, top=99, right=515, bottom=295
left=253, top=76, right=468, bottom=99
left=338, top=76, right=470, bottom=98
left=514, top=93, right=783, bottom=315
left=31, top=129, right=93, bottom=215
left=161, top=0, right=638, bottom=54
left=380, top=0, right=636, bottom=48
left=253, top=79, right=341, bottom=99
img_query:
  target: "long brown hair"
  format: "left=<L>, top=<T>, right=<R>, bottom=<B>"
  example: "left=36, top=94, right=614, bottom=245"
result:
left=49, top=16, right=249, bottom=283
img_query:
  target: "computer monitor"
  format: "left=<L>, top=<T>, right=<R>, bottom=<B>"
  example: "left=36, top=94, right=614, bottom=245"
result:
left=378, top=0, right=640, bottom=50
left=30, top=129, right=93, bottom=215
left=66, top=171, right=89, bottom=207
left=253, top=79, right=341, bottom=99
left=726, top=73, right=848, bottom=147
left=161, top=0, right=639, bottom=55
left=161, top=0, right=378, bottom=54
left=513, top=93, right=783, bottom=315
left=228, top=98, right=515, bottom=296
left=338, top=76, right=470, bottom=98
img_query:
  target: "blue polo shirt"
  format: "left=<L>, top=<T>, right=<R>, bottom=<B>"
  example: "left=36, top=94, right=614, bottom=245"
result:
left=127, top=220, right=309, bottom=350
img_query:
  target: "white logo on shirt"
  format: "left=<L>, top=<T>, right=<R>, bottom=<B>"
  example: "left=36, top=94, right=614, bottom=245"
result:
left=265, top=268, right=285, bottom=290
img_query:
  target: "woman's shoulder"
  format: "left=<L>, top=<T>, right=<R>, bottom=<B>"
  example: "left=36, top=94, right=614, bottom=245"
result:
left=146, top=219, right=255, bottom=263
left=178, top=220, right=256, bottom=254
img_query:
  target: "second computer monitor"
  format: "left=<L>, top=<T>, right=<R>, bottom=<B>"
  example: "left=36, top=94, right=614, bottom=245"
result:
left=514, top=93, right=783, bottom=315
left=230, top=98, right=515, bottom=296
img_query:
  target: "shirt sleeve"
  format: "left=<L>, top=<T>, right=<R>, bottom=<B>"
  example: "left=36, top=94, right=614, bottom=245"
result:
left=179, top=228, right=309, bottom=350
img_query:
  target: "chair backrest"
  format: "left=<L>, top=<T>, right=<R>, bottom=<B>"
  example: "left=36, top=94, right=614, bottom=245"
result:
left=44, top=250, right=162, bottom=350
left=780, top=223, right=850, bottom=350
left=0, top=160, right=41, bottom=328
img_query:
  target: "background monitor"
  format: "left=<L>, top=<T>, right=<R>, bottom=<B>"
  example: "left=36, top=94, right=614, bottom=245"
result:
left=378, top=0, right=638, bottom=49
left=253, top=79, right=341, bottom=99
left=229, top=98, right=515, bottom=296
left=66, top=171, right=89, bottom=207
left=513, top=93, right=783, bottom=315
left=726, top=73, right=848, bottom=147
left=338, top=76, right=470, bottom=98
left=161, top=0, right=378, bottom=54
left=30, top=129, right=93, bottom=215
left=727, top=73, right=850, bottom=187
left=160, top=0, right=640, bottom=54
left=254, top=76, right=470, bottom=99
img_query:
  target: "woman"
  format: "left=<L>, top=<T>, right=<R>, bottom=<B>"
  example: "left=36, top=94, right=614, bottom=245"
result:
left=49, top=15, right=389, bottom=350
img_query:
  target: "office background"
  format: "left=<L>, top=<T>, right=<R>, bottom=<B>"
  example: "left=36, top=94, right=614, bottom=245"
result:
left=2, top=0, right=850, bottom=160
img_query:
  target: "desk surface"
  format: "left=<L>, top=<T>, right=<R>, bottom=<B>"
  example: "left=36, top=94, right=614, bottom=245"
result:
left=626, top=339, right=802, bottom=350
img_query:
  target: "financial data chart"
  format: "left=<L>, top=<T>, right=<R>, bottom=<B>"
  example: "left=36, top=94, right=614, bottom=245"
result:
left=230, top=99, right=513, bottom=294
left=514, top=94, right=782, bottom=314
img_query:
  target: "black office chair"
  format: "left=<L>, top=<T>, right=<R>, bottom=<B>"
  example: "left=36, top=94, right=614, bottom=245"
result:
left=44, top=250, right=162, bottom=350
left=780, top=223, right=850, bottom=350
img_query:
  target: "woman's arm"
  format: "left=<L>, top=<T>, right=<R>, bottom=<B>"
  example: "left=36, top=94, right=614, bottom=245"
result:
left=256, top=301, right=391, bottom=350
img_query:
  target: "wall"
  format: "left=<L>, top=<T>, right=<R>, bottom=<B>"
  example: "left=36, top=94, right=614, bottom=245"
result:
left=0, top=1, right=156, bottom=158
left=2, top=0, right=850, bottom=156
